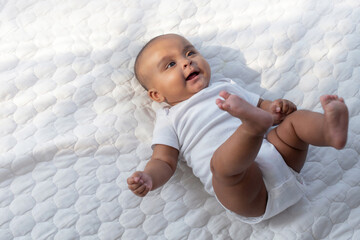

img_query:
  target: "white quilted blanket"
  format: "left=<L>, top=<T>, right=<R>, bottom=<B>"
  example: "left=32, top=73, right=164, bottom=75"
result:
left=1, top=0, right=360, bottom=239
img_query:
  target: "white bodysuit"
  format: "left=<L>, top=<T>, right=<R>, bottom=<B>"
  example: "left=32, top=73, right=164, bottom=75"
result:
left=152, top=78, right=305, bottom=224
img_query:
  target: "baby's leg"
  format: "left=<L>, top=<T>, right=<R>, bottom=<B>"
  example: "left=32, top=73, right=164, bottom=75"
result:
left=211, top=91, right=273, bottom=217
left=267, top=95, right=349, bottom=172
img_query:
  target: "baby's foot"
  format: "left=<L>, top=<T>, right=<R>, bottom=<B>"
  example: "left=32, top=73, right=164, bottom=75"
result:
left=216, top=91, right=273, bottom=135
left=320, top=95, right=349, bottom=149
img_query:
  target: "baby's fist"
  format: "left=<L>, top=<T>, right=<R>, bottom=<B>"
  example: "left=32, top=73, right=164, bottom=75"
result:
left=270, top=99, right=297, bottom=124
left=127, top=171, right=153, bottom=197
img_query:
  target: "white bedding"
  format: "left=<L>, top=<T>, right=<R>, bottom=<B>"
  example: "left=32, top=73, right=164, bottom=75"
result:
left=1, top=0, right=360, bottom=239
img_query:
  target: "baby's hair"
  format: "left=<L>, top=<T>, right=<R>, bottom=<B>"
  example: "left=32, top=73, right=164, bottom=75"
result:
left=134, top=35, right=165, bottom=91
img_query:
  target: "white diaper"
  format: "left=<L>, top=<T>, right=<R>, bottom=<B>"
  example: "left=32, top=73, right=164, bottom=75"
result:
left=216, top=139, right=305, bottom=224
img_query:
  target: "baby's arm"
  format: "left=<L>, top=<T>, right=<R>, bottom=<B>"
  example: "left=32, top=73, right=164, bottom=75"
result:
left=127, top=144, right=179, bottom=197
left=258, top=98, right=297, bottom=125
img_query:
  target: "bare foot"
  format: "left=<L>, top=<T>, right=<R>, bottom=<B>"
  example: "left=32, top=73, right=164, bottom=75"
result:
left=216, top=91, right=273, bottom=135
left=320, top=95, right=349, bottom=149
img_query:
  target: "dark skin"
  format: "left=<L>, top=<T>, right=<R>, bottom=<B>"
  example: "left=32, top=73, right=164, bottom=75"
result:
left=128, top=34, right=349, bottom=217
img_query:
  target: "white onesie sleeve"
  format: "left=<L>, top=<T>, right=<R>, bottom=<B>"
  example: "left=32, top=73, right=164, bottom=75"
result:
left=151, top=108, right=179, bottom=150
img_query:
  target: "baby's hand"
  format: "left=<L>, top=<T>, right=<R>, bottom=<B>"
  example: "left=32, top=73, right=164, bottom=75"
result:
left=270, top=99, right=297, bottom=124
left=127, top=171, right=153, bottom=197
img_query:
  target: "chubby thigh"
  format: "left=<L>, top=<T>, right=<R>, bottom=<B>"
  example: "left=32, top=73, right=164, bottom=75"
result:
left=212, top=161, right=268, bottom=218
left=212, top=139, right=305, bottom=222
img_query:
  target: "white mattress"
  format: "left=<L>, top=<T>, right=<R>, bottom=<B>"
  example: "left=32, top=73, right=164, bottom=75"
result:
left=1, top=0, right=360, bottom=239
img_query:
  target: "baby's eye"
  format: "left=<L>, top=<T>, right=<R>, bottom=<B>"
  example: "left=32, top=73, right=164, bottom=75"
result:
left=187, top=51, right=196, bottom=56
left=166, top=62, right=176, bottom=69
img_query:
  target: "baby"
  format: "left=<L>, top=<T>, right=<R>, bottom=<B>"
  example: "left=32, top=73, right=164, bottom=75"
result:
left=127, top=33, right=349, bottom=223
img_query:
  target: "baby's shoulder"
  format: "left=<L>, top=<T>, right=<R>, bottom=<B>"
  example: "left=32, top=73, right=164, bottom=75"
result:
left=155, top=107, right=170, bottom=117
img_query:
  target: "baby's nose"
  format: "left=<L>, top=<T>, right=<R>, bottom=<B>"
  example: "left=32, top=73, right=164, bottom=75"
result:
left=182, top=58, right=192, bottom=68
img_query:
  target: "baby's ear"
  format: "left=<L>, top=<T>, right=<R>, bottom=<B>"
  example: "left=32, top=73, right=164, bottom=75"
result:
left=148, top=88, right=165, bottom=103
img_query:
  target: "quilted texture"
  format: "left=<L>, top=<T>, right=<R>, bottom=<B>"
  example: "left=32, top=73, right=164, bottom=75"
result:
left=1, top=0, right=360, bottom=239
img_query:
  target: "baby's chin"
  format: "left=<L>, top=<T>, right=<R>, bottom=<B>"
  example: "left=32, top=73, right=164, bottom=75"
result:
left=192, top=84, right=209, bottom=95
left=198, top=78, right=210, bottom=90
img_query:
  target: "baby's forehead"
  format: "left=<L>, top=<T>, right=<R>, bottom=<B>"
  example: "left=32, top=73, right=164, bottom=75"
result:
left=151, top=34, right=192, bottom=51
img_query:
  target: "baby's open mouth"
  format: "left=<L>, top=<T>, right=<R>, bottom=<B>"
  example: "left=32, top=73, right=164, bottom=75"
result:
left=186, top=71, right=199, bottom=81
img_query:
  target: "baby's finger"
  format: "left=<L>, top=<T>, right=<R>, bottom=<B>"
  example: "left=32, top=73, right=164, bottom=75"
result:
left=134, top=184, right=147, bottom=196
left=140, top=187, right=150, bottom=197
left=127, top=177, right=131, bottom=185
left=288, top=103, right=297, bottom=114
left=271, top=100, right=282, bottom=113
left=284, top=101, right=296, bottom=114
left=127, top=176, right=135, bottom=185
left=219, top=91, right=231, bottom=100
left=216, top=98, right=228, bottom=110
left=127, top=176, right=139, bottom=186
left=128, top=182, right=142, bottom=191
left=216, top=98, right=224, bottom=105
left=282, top=101, right=289, bottom=113
left=129, top=171, right=145, bottom=183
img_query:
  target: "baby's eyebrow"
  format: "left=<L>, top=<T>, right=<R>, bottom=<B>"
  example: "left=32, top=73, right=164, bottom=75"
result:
left=184, top=44, right=195, bottom=51
left=157, top=55, right=171, bottom=69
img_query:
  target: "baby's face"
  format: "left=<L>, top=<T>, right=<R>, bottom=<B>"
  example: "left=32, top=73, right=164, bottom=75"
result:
left=139, top=34, right=211, bottom=106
